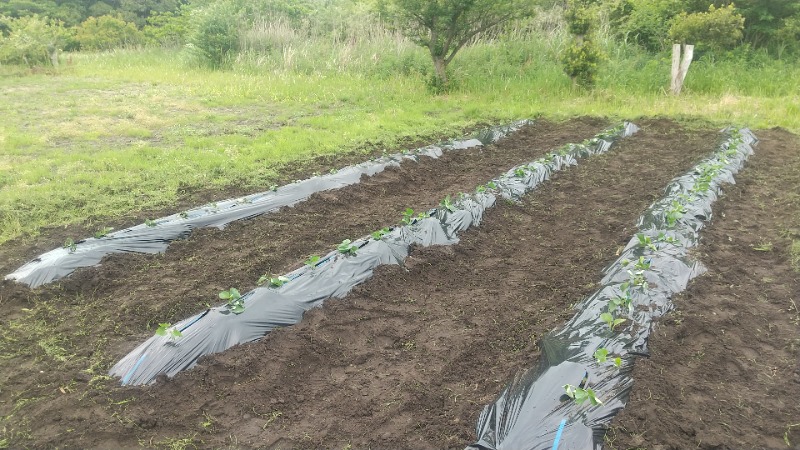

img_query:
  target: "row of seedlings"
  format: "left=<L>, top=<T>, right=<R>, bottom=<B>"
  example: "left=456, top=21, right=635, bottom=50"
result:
left=467, top=128, right=758, bottom=450
left=110, top=122, right=640, bottom=386
left=7, top=121, right=530, bottom=288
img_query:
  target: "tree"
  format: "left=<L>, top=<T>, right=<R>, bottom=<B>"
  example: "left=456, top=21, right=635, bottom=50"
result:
left=562, top=0, right=603, bottom=88
left=74, top=15, right=142, bottom=50
left=607, top=0, right=687, bottom=52
left=669, top=4, right=745, bottom=53
left=380, top=0, right=533, bottom=91
left=0, top=14, right=69, bottom=66
left=188, top=0, right=240, bottom=67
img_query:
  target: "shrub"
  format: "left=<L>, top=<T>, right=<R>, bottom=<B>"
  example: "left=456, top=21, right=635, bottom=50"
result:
left=562, top=39, right=603, bottom=87
left=562, top=0, right=603, bottom=88
left=74, top=15, right=142, bottom=51
left=609, top=0, right=686, bottom=52
left=0, top=15, right=68, bottom=67
left=669, top=4, right=745, bottom=52
left=143, top=7, right=191, bottom=47
left=188, top=0, right=240, bottom=67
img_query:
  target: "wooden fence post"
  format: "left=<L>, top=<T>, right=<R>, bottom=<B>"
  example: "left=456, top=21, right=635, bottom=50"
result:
left=670, top=43, right=694, bottom=95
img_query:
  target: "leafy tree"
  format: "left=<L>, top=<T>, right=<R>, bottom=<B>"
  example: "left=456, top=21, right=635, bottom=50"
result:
left=607, top=0, right=687, bottom=52
left=0, top=0, right=186, bottom=31
left=74, top=15, right=142, bottom=50
left=142, top=7, right=191, bottom=47
left=0, top=1, right=57, bottom=18
left=380, top=0, right=534, bottom=91
left=669, top=4, right=745, bottom=53
left=562, top=0, right=603, bottom=87
left=188, top=0, right=240, bottom=67
left=734, top=0, right=800, bottom=49
left=0, top=14, right=69, bottom=66
left=87, top=2, right=115, bottom=18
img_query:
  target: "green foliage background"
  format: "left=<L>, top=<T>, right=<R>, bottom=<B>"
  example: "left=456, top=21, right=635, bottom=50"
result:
left=0, top=0, right=799, bottom=244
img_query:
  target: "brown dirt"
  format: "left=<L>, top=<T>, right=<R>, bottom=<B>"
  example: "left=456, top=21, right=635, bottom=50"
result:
left=2, top=119, right=792, bottom=450
left=607, top=128, right=800, bottom=450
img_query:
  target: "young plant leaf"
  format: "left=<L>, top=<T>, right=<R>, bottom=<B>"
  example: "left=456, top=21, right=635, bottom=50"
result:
left=593, top=348, right=608, bottom=363
left=63, top=238, right=77, bottom=253
left=337, top=239, right=358, bottom=255
left=440, top=195, right=457, bottom=213
left=155, top=323, right=171, bottom=336
left=371, top=227, right=390, bottom=240
left=94, top=227, right=113, bottom=238
left=305, top=255, right=321, bottom=268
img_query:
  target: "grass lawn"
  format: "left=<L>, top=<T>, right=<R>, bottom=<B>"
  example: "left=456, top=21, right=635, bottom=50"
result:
left=0, top=47, right=798, bottom=246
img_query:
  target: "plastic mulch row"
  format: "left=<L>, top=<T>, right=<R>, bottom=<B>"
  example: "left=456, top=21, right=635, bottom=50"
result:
left=6, top=121, right=530, bottom=288
left=467, top=128, right=757, bottom=450
left=110, top=122, right=640, bottom=386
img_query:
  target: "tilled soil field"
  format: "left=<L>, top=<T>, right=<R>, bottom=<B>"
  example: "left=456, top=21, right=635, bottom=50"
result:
left=0, top=118, right=797, bottom=449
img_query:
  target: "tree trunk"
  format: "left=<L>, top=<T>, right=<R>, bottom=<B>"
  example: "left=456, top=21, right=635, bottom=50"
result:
left=433, top=57, right=448, bottom=86
left=48, top=45, right=59, bottom=67
left=670, top=43, right=694, bottom=95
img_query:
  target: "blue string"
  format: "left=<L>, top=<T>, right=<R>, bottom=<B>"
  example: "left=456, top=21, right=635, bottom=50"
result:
left=121, top=353, right=146, bottom=386
left=552, top=418, right=567, bottom=450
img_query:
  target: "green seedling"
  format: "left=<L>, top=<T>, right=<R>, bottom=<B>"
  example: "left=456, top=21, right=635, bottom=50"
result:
left=219, top=288, right=245, bottom=314
left=665, top=200, right=686, bottom=227
left=656, top=232, right=679, bottom=245
left=594, top=347, right=609, bottom=363
left=63, top=238, right=77, bottom=253
left=476, top=185, right=487, bottom=194
left=593, top=348, right=623, bottom=368
left=627, top=269, right=648, bottom=291
left=600, top=312, right=626, bottom=332
left=636, top=233, right=657, bottom=252
left=400, top=208, right=415, bottom=225
left=486, top=181, right=497, bottom=189
left=609, top=289, right=633, bottom=313
left=371, top=227, right=391, bottom=240
left=417, top=211, right=429, bottom=219
left=563, top=384, right=602, bottom=406
left=305, top=255, right=321, bottom=268
left=94, top=227, right=113, bottom=238
left=634, top=256, right=651, bottom=271
left=329, top=168, right=337, bottom=174
left=179, top=211, right=189, bottom=219
left=338, top=239, right=358, bottom=255
left=145, top=219, right=157, bottom=227
left=257, top=274, right=289, bottom=288
left=440, top=195, right=457, bottom=213
left=269, top=184, right=278, bottom=192
left=155, top=323, right=182, bottom=339
left=514, top=167, right=526, bottom=178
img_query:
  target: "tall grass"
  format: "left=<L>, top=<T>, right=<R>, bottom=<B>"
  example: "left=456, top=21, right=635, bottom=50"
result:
left=0, top=6, right=798, bottom=246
